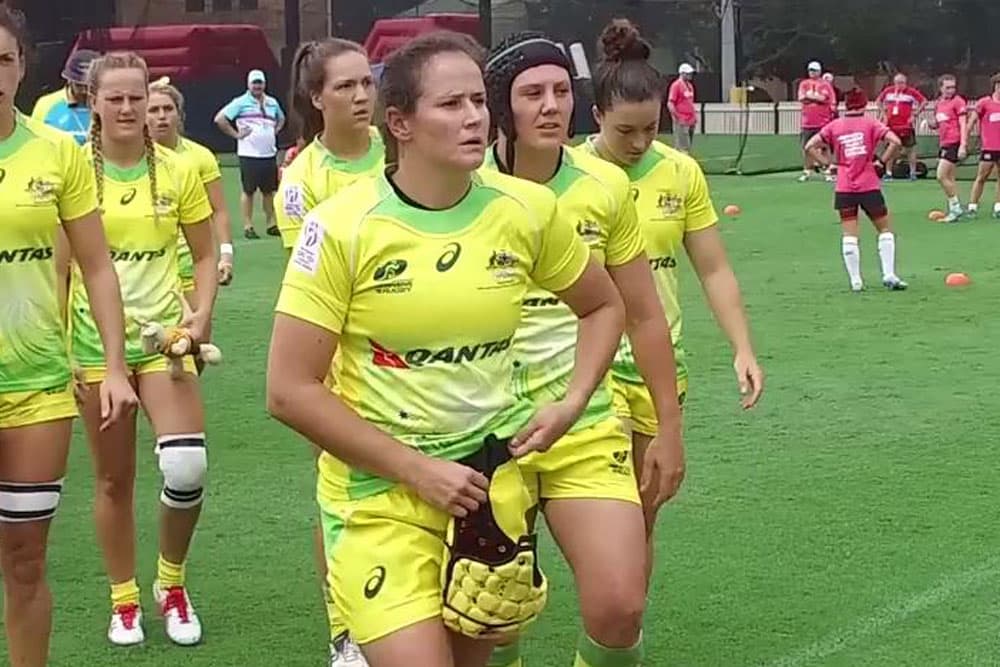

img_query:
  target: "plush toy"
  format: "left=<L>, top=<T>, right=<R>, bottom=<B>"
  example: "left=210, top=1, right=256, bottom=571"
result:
left=140, top=291, right=222, bottom=378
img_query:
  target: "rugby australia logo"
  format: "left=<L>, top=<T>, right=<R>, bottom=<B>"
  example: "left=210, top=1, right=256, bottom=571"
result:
left=26, top=177, right=56, bottom=205
left=373, top=259, right=412, bottom=294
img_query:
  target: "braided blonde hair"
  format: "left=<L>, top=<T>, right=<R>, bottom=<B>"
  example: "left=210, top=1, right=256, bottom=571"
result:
left=88, top=51, right=160, bottom=224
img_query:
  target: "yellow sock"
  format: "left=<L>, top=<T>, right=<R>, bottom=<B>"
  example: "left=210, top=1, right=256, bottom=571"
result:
left=157, top=554, right=185, bottom=589
left=110, top=579, right=140, bottom=609
left=488, top=640, right=522, bottom=667
left=573, top=632, right=643, bottom=667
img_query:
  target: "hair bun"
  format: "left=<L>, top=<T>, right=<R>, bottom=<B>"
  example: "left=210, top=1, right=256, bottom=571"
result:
left=599, top=18, right=651, bottom=63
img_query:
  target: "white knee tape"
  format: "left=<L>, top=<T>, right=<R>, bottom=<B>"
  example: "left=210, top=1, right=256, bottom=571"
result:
left=0, top=478, right=64, bottom=523
left=157, top=433, right=207, bottom=509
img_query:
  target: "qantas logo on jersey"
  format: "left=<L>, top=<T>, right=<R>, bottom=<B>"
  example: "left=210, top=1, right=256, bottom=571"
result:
left=0, top=247, right=54, bottom=263
left=369, top=337, right=513, bottom=369
left=650, top=255, right=677, bottom=271
left=523, top=296, right=560, bottom=308
left=109, top=248, right=167, bottom=262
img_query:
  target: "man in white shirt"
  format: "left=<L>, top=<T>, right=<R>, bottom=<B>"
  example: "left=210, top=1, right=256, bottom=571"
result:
left=215, top=69, right=286, bottom=239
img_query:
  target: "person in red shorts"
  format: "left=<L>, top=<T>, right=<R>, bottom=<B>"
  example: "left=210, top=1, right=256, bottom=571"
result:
left=805, top=88, right=906, bottom=292
left=876, top=72, right=926, bottom=181
left=927, top=74, right=968, bottom=222
left=966, top=73, right=1000, bottom=219
left=798, top=60, right=837, bottom=182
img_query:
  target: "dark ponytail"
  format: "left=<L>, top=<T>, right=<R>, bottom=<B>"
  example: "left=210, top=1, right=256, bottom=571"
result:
left=594, top=18, right=664, bottom=112
left=289, top=38, right=368, bottom=142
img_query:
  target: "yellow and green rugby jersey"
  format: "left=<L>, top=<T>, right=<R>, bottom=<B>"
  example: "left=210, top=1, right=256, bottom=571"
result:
left=70, top=143, right=212, bottom=367
left=276, top=169, right=590, bottom=501
left=171, top=137, right=221, bottom=274
left=582, top=138, right=718, bottom=384
left=0, top=113, right=96, bottom=393
left=276, top=127, right=384, bottom=250
left=482, top=143, right=644, bottom=433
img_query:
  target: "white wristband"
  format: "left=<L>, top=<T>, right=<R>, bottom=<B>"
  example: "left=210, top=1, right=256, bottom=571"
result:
left=220, top=243, right=234, bottom=257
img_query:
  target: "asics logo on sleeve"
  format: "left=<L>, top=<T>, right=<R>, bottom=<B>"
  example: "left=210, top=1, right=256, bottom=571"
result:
left=0, top=247, right=54, bottom=263
left=120, top=188, right=137, bottom=205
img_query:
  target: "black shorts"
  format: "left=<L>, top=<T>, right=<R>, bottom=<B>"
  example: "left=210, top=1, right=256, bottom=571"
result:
left=834, top=190, right=888, bottom=221
left=894, top=128, right=916, bottom=148
left=239, top=156, right=278, bottom=195
left=938, top=144, right=961, bottom=164
left=979, top=150, right=1000, bottom=164
left=801, top=128, right=821, bottom=146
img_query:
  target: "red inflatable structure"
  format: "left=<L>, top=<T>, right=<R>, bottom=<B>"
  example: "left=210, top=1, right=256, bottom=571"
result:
left=364, top=14, right=481, bottom=63
left=71, top=24, right=279, bottom=82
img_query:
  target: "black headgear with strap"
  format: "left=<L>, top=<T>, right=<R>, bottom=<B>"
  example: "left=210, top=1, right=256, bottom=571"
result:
left=484, top=32, right=574, bottom=174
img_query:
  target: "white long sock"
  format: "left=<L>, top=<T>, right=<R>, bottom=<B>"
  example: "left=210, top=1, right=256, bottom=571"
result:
left=842, top=236, right=862, bottom=286
left=947, top=195, right=961, bottom=212
left=877, top=232, right=896, bottom=280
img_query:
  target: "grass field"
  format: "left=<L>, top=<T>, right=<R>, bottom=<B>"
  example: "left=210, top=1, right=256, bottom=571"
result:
left=9, top=165, right=1000, bottom=667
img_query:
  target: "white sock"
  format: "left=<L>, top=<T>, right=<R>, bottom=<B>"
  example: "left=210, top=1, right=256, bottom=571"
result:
left=993, top=202, right=1000, bottom=213
left=877, top=232, right=896, bottom=280
left=842, top=236, right=862, bottom=286
left=968, top=202, right=978, bottom=212
left=947, top=195, right=961, bottom=211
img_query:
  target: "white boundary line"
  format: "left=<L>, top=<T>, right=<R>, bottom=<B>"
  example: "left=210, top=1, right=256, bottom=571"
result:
left=760, top=556, right=1000, bottom=667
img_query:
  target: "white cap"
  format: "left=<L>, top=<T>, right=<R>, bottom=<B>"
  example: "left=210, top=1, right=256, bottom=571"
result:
left=807, top=60, right=822, bottom=72
left=247, top=69, right=266, bottom=86
left=678, top=63, right=695, bottom=75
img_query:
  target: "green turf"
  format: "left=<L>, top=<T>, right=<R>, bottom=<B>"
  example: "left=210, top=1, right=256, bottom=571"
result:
left=7, top=166, right=1000, bottom=666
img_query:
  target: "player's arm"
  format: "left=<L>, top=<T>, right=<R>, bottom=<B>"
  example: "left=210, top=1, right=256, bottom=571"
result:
left=204, top=178, right=234, bottom=283
left=178, top=169, right=219, bottom=338
left=682, top=166, right=762, bottom=409
left=603, top=186, right=682, bottom=454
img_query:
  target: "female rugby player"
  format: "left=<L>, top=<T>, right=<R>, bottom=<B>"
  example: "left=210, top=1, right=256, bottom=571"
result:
left=806, top=88, right=906, bottom=291
left=483, top=28, right=685, bottom=667
left=73, top=51, right=217, bottom=648
left=277, top=38, right=384, bottom=252
left=0, top=9, right=136, bottom=666
left=147, top=78, right=235, bottom=291
left=580, top=21, right=763, bottom=663
left=267, top=30, right=626, bottom=667
left=279, top=36, right=386, bottom=667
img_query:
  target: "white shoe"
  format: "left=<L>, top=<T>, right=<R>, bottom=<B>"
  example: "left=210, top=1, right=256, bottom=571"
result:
left=850, top=280, right=865, bottom=292
left=330, top=632, right=369, bottom=667
left=108, top=603, right=145, bottom=646
left=153, top=580, right=202, bottom=646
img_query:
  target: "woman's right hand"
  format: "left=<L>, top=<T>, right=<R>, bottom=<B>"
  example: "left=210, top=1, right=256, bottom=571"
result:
left=98, top=367, right=138, bottom=431
left=409, top=457, right=489, bottom=518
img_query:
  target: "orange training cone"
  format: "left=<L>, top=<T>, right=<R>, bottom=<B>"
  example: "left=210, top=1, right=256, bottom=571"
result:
left=945, top=272, right=970, bottom=287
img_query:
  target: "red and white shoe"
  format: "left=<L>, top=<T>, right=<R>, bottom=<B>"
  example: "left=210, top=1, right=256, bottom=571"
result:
left=108, top=603, right=145, bottom=646
left=153, top=581, right=202, bottom=646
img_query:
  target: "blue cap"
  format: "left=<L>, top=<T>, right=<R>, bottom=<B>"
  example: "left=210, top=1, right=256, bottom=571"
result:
left=62, top=49, right=99, bottom=84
